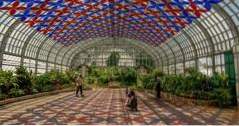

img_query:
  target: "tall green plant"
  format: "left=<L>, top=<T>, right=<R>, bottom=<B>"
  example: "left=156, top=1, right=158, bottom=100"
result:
left=140, top=74, right=154, bottom=89
left=107, top=52, right=120, bottom=66
left=15, top=66, right=33, bottom=94
left=0, top=70, right=17, bottom=99
left=159, top=68, right=233, bottom=106
left=120, top=68, right=137, bottom=86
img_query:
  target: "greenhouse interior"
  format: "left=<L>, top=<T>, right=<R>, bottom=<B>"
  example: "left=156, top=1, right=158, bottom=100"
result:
left=0, top=0, right=239, bottom=125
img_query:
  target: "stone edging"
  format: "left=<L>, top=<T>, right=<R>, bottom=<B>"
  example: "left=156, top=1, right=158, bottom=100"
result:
left=161, top=92, right=214, bottom=106
left=0, top=88, right=75, bottom=106
left=144, top=90, right=214, bottom=106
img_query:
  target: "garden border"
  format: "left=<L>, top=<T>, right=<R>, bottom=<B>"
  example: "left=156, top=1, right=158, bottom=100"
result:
left=161, top=92, right=214, bottom=106
left=144, top=90, right=214, bottom=106
left=0, top=88, right=75, bottom=106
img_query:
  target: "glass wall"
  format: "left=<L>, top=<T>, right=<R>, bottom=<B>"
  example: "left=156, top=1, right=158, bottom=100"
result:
left=198, top=57, right=213, bottom=76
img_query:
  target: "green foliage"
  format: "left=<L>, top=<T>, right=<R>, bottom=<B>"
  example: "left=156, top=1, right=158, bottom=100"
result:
left=0, top=68, right=75, bottom=100
left=209, top=88, right=232, bottom=107
left=0, top=93, right=7, bottom=100
left=140, top=74, right=154, bottom=89
left=120, top=68, right=137, bottom=86
left=9, top=88, right=25, bottom=97
left=15, top=66, right=33, bottom=94
left=159, top=68, right=233, bottom=106
left=86, top=67, right=137, bottom=87
left=0, top=70, right=17, bottom=95
left=85, top=76, right=97, bottom=85
left=107, top=52, right=120, bottom=67
left=0, top=64, right=233, bottom=107
left=65, top=69, right=78, bottom=83
left=34, top=73, right=54, bottom=92
left=136, top=53, right=155, bottom=69
left=34, top=70, right=73, bottom=92
left=210, top=72, right=229, bottom=89
left=98, top=74, right=109, bottom=85
left=152, top=68, right=164, bottom=78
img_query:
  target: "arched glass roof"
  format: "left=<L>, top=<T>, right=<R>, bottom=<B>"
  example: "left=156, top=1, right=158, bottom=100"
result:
left=0, top=0, right=239, bottom=76
left=0, top=0, right=220, bottom=45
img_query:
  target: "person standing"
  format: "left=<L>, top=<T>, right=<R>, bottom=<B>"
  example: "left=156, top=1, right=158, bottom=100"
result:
left=129, top=90, right=138, bottom=111
left=75, top=75, right=84, bottom=97
left=155, top=76, right=161, bottom=99
left=125, top=87, right=129, bottom=96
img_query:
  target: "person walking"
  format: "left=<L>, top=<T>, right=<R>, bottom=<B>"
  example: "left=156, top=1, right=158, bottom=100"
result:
left=155, top=76, right=161, bottom=99
left=75, top=74, right=84, bottom=97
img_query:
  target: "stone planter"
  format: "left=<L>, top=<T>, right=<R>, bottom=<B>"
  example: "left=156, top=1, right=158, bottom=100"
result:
left=0, top=88, right=75, bottom=106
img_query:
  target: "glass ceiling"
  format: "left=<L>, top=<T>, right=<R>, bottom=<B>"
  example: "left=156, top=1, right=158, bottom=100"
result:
left=0, top=0, right=221, bottom=46
left=0, top=0, right=239, bottom=76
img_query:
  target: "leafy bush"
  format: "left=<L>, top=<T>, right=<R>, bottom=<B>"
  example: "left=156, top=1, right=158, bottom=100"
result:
left=0, top=68, right=76, bottom=100
left=158, top=68, right=234, bottom=106
left=65, top=69, right=78, bottom=82
left=34, top=74, right=54, bottom=92
left=15, top=66, right=33, bottom=94
left=34, top=70, right=74, bottom=92
left=140, top=74, right=154, bottom=89
left=0, top=70, right=17, bottom=97
left=210, top=72, right=228, bottom=89
left=152, top=69, right=164, bottom=78
left=85, top=76, right=96, bottom=85
left=120, top=68, right=137, bottom=86
left=0, top=93, right=7, bottom=100
left=209, top=88, right=232, bottom=107
left=98, top=74, right=109, bottom=85
left=9, top=88, right=25, bottom=97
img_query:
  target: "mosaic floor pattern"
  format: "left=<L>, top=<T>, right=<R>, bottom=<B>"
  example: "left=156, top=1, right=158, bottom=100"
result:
left=0, top=88, right=238, bottom=125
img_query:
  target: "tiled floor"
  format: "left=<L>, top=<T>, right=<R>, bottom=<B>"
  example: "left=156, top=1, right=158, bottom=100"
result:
left=0, top=88, right=238, bottom=125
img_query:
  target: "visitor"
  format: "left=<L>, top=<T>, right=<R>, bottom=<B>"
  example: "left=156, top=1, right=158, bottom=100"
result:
left=125, top=87, right=131, bottom=106
left=126, top=90, right=138, bottom=111
left=125, top=87, right=129, bottom=96
left=155, top=76, right=161, bottom=99
left=75, top=74, right=84, bottom=97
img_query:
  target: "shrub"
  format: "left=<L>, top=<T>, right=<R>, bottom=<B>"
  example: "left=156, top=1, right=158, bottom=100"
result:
left=9, top=88, right=25, bottom=97
left=140, top=74, right=154, bottom=89
left=209, top=88, right=232, bottom=107
left=98, top=74, right=109, bottom=85
left=15, top=66, right=33, bottom=94
left=120, top=68, right=137, bottom=86
left=0, top=70, right=17, bottom=97
left=85, top=76, right=96, bottom=84
left=209, top=72, right=229, bottom=89
left=0, top=93, right=7, bottom=100
left=158, top=68, right=234, bottom=106
left=34, top=74, right=54, bottom=92
left=152, top=69, right=164, bottom=78
left=65, top=69, right=78, bottom=82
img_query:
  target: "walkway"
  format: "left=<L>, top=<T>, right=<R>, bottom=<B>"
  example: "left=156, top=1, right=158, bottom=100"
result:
left=0, top=88, right=238, bottom=125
